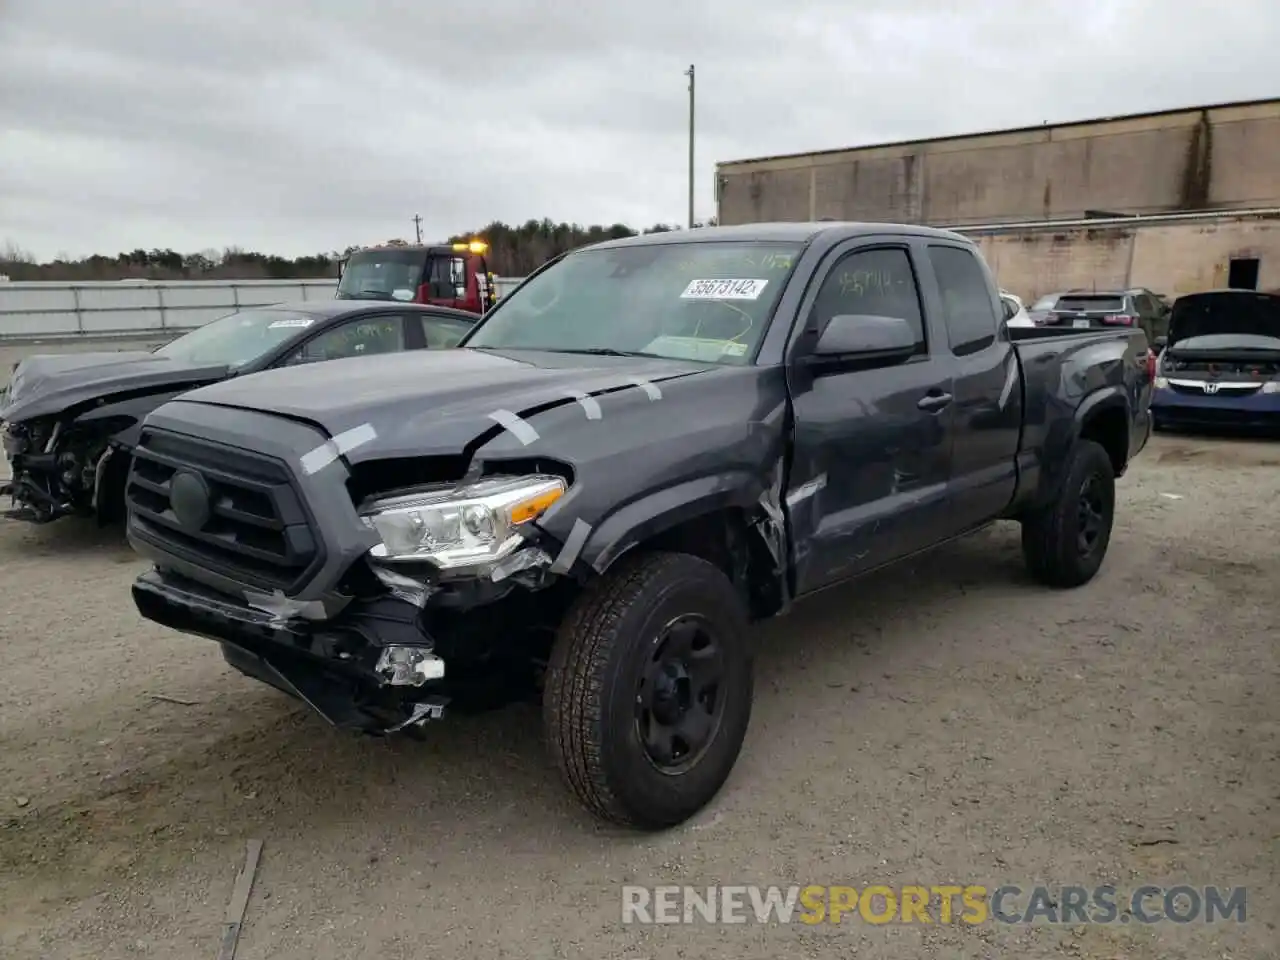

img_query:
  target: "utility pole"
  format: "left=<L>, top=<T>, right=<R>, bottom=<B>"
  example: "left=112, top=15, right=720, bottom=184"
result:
left=412, top=214, right=423, bottom=244
left=684, top=64, right=695, bottom=229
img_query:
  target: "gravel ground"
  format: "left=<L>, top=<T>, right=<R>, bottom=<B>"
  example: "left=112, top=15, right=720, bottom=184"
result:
left=0, top=433, right=1276, bottom=960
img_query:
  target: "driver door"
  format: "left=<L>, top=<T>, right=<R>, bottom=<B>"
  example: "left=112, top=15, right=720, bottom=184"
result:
left=787, top=241, right=956, bottom=595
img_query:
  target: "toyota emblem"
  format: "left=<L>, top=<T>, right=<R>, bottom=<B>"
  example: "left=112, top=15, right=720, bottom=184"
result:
left=1202, top=382, right=1221, bottom=395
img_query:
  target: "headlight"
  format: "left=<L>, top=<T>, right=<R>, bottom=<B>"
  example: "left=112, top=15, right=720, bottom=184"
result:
left=1262, top=381, right=1280, bottom=394
left=361, top=474, right=566, bottom=570
left=1154, top=376, right=1169, bottom=389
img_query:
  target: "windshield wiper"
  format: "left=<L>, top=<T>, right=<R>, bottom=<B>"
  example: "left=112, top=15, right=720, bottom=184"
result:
left=545, top=347, right=665, bottom=359
left=336, top=289, right=393, bottom=301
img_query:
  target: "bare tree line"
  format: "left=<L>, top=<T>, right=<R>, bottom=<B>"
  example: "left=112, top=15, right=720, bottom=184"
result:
left=1, top=217, right=715, bottom=282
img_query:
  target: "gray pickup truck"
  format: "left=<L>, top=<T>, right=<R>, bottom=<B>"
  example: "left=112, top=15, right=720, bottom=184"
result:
left=125, top=222, right=1153, bottom=830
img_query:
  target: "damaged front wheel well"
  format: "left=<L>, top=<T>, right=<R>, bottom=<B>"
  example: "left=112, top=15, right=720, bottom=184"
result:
left=630, top=508, right=784, bottom=621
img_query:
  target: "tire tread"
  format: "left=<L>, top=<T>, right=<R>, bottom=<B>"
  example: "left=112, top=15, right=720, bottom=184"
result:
left=543, top=551, right=741, bottom=828
left=1021, top=439, right=1115, bottom=588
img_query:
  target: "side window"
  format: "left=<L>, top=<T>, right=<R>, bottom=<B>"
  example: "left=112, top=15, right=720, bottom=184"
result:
left=285, top=316, right=405, bottom=364
left=928, top=245, right=999, bottom=356
left=428, top=257, right=467, bottom=295
left=809, top=247, right=927, bottom=356
left=420, top=314, right=474, bottom=349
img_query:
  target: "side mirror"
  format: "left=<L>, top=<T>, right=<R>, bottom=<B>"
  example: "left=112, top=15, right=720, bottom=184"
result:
left=1153, top=335, right=1167, bottom=350
left=811, top=314, right=918, bottom=360
left=1001, top=298, right=1018, bottom=323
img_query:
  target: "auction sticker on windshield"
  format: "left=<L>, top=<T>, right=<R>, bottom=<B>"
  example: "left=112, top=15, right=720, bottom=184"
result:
left=681, top=278, right=769, bottom=301
left=268, top=317, right=315, bottom=329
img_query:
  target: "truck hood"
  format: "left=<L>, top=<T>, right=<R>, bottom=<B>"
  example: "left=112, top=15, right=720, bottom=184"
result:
left=0, top=351, right=231, bottom=423
left=1167, top=290, right=1280, bottom=346
left=176, top=348, right=716, bottom=457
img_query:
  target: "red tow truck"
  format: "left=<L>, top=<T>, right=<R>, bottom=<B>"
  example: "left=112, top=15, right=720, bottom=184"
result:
left=336, top=238, right=497, bottom=314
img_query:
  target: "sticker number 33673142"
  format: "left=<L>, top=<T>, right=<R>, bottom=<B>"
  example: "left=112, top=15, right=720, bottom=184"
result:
left=680, top=278, right=769, bottom=301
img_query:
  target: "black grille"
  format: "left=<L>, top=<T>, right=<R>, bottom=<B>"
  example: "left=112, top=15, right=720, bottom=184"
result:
left=126, top=428, right=321, bottom=592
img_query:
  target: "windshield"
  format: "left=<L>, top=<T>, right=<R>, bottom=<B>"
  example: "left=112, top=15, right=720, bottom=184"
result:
left=1172, top=333, right=1280, bottom=352
left=463, top=241, right=802, bottom=364
left=153, top=308, right=318, bottom=367
left=337, top=250, right=425, bottom=301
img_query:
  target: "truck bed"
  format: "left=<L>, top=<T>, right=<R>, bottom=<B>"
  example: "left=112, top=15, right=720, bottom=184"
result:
left=1008, top=324, right=1152, bottom=510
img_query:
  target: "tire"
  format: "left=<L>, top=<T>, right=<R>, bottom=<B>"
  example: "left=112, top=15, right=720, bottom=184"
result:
left=543, top=551, right=754, bottom=830
left=1020, top=438, right=1116, bottom=588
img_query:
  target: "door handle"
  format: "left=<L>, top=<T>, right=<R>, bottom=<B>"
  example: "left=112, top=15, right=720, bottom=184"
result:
left=917, top=391, right=953, bottom=412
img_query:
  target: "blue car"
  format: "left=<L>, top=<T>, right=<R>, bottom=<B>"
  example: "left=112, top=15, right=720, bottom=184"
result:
left=1151, top=289, right=1280, bottom=432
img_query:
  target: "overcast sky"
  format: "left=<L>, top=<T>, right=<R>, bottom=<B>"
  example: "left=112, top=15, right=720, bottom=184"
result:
left=1, top=0, right=1276, bottom=261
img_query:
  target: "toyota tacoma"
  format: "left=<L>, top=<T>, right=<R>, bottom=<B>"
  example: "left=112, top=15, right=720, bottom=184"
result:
left=125, top=222, right=1153, bottom=830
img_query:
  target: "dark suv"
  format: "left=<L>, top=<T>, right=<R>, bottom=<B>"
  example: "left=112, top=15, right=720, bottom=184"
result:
left=1042, top=288, right=1172, bottom=342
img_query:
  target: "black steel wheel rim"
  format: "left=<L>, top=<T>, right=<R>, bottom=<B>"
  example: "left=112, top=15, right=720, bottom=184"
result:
left=635, top=614, right=728, bottom=774
left=1077, top=473, right=1106, bottom=556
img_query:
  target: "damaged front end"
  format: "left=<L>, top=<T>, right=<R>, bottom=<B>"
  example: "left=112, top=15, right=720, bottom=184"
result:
left=2, top=416, right=125, bottom=524
left=130, top=454, right=581, bottom=736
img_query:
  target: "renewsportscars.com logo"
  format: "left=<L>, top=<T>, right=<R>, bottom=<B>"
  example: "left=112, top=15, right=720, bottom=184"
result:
left=621, top=884, right=1248, bottom=926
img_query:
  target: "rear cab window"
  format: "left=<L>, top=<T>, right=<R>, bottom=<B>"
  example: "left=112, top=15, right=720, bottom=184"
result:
left=926, top=245, right=999, bottom=356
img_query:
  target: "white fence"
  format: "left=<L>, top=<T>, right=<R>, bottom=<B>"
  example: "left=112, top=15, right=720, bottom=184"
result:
left=0, top=277, right=528, bottom=342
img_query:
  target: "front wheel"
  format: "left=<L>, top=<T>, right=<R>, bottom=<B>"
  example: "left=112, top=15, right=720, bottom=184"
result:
left=1020, top=439, right=1116, bottom=588
left=542, top=551, right=754, bottom=830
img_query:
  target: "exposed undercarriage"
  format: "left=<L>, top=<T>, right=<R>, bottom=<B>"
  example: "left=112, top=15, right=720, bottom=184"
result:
left=2, top=418, right=124, bottom=524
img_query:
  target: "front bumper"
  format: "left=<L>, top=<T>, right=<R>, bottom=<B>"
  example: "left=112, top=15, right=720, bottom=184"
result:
left=1151, top=388, right=1280, bottom=430
left=132, top=568, right=449, bottom=733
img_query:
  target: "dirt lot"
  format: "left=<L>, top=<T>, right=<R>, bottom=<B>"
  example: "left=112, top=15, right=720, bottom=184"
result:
left=0, top=433, right=1277, bottom=959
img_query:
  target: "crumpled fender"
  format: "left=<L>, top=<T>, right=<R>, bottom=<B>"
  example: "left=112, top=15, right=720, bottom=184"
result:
left=74, top=387, right=202, bottom=449
left=465, top=364, right=793, bottom=594
left=570, top=471, right=770, bottom=574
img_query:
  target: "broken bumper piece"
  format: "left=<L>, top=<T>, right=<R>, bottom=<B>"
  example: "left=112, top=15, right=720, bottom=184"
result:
left=131, top=569, right=449, bottom=735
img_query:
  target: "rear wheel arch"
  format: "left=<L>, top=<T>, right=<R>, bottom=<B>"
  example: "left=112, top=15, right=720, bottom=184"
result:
left=1076, top=398, right=1130, bottom=477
